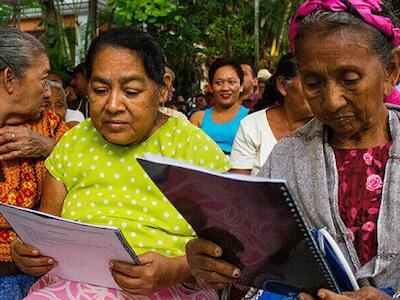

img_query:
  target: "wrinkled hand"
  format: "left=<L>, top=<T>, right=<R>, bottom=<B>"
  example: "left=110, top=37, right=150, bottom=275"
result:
left=299, top=287, right=393, bottom=300
left=186, top=238, right=241, bottom=290
left=110, top=252, right=190, bottom=296
left=10, top=238, right=57, bottom=276
left=0, top=126, right=56, bottom=160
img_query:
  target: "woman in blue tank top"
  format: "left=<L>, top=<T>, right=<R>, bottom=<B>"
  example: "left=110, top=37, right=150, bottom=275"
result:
left=190, top=58, right=249, bottom=154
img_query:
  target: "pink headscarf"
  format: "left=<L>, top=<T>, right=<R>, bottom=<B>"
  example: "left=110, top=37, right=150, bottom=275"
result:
left=289, top=0, right=400, bottom=53
left=385, top=87, right=400, bottom=105
left=289, top=0, right=400, bottom=105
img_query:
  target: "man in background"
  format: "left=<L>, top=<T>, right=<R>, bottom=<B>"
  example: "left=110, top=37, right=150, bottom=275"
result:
left=257, top=68, right=272, bottom=96
left=239, top=62, right=261, bottom=110
left=66, top=63, right=89, bottom=118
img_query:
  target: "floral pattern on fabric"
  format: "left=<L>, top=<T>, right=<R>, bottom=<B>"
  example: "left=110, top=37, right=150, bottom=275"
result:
left=0, top=111, right=67, bottom=261
left=333, top=142, right=391, bottom=266
left=26, top=274, right=218, bottom=300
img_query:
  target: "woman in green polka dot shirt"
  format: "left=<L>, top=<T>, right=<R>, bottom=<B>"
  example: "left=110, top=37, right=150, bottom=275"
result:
left=11, top=28, right=230, bottom=300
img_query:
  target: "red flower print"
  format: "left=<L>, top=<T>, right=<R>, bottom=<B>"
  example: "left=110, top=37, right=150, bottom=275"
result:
left=367, top=207, right=379, bottom=215
left=362, top=232, right=371, bottom=241
left=362, top=221, right=375, bottom=232
left=23, top=173, right=32, bottom=181
left=47, top=112, right=57, bottom=120
left=334, top=141, right=391, bottom=266
left=0, top=232, right=9, bottom=240
left=363, top=153, right=373, bottom=165
left=22, top=188, right=33, bottom=197
left=374, top=159, right=383, bottom=168
left=340, top=182, right=348, bottom=194
left=349, top=207, right=358, bottom=220
left=366, top=174, right=382, bottom=192
left=15, top=194, right=23, bottom=205
left=1, top=196, right=8, bottom=203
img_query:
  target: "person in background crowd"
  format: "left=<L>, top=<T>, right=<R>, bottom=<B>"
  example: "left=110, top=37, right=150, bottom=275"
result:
left=164, top=66, right=176, bottom=102
left=239, top=62, right=262, bottom=110
left=190, top=58, right=249, bottom=155
left=47, top=72, right=64, bottom=85
left=204, top=92, right=215, bottom=108
left=174, top=96, right=191, bottom=116
left=67, top=63, right=89, bottom=118
left=186, top=1, right=400, bottom=299
left=203, top=84, right=216, bottom=107
left=160, top=67, right=188, bottom=120
left=195, top=94, right=209, bottom=111
left=187, top=94, right=209, bottom=118
left=44, top=81, right=84, bottom=128
left=256, top=69, right=272, bottom=96
left=230, top=53, right=313, bottom=175
left=11, top=27, right=230, bottom=300
left=0, top=26, right=67, bottom=298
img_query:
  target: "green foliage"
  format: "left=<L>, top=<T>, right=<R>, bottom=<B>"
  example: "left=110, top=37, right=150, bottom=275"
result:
left=0, top=0, right=41, bottom=25
left=0, top=4, right=12, bottom=25
left=108, top=0, right=177, bottom=24
left=44, top=23, right=74, bottom=71
left=2, top=0, right=308, bottom=96
left=106, top=0, right=305, bottom=96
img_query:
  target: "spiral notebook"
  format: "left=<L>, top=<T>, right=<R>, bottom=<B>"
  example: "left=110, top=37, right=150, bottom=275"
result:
left=0, top=203, right=139, bottom=289
left=138, top=154, right=340, bottom=295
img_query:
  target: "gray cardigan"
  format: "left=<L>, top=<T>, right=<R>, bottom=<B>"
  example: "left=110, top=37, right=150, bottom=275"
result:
left=259, top=106, right=400, bottom=291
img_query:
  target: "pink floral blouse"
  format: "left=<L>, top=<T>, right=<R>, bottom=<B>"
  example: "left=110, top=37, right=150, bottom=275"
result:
left=333, top=142, right=392, bottom=266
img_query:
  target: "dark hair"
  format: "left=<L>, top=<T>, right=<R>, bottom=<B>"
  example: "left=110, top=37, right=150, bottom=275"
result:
left=295, top=2, right=400, bottom=65
left=85, top=27, right=166, bottom=85
left=67, top=62, right=85, bottom=76
left=254, top=53, right=298, bottom=111
left=236, top=59, right=256, bottom=77
left=208, top=58, right=244, bottom=85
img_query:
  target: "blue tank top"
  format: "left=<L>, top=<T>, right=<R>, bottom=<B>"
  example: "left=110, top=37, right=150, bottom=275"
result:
left=200, top=105, right=249, bottom=153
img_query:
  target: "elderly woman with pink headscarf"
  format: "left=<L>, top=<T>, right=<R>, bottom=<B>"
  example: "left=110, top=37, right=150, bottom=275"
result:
left=185, top=1, right=400, bottom=299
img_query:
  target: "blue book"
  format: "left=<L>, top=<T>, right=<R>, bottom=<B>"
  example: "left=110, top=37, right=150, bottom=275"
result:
left=312, top=228, right=359, bottom=292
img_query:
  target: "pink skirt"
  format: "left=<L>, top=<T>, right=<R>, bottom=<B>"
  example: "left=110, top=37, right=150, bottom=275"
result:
left=24, top=274, right=218, bottom=300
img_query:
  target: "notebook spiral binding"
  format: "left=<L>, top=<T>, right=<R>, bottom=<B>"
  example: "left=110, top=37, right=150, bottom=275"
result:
left=279, top=185, right=340, bottom=293
left=115, top=229, right=142, bottom=265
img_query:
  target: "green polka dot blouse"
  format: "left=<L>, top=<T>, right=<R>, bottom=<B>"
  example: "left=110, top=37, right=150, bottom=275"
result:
left=45, top=116, right=231, bottom=257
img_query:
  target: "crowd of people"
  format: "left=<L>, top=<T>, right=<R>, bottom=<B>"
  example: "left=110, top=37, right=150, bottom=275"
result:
left=1, top=0, right=400, bottom=299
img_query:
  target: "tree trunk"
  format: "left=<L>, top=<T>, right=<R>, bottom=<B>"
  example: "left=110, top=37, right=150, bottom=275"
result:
left=11, top=0, right=21, bottom=29
left=41, top=0, right=71, bottom=65
left=276, top=0, right=292, bottom=56
left=224, top=26, right=232, bottom=58
left=223, top=2, right=232, bottom=58
left=42, top=0, right=58, bottom=28
left=89, top=0, right=97, bottom=39
left=254, top=0, right=260, bottom=68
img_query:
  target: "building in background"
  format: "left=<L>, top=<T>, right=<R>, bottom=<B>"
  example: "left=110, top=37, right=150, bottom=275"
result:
left=2, top=0, right=106, bottom=65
